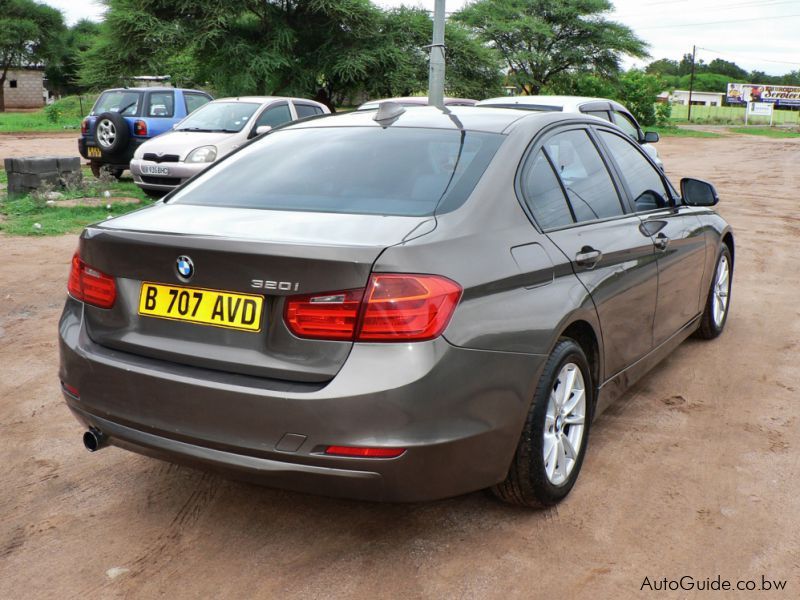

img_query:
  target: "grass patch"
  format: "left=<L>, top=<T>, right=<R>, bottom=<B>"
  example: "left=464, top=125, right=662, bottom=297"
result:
left=649, top=126, right=723, bottom=138
left=0, top=169, right=152, bottom=236
left=727, top=127, right=800, bottom=138
left=670, top=103, right=800, bottom=126
left=0, top=94, right=96, bottom=133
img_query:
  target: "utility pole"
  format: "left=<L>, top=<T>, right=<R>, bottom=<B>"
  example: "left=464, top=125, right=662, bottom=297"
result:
left=687, top=44, right=696, bottom=122
left=428, top=0, right=446, bottom=108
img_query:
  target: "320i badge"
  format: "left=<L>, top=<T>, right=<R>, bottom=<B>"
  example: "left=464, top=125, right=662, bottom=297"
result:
left=59, top=104, right=733, bottom=506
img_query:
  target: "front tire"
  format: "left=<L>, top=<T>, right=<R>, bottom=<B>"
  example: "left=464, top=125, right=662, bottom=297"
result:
left=696, top=244, right=732, bottom=339
left=492, top=338, right=593, bottom=507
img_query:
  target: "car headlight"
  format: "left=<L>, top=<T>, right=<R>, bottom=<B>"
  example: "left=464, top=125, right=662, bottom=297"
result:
left=186, top=146, right=217, bottom=163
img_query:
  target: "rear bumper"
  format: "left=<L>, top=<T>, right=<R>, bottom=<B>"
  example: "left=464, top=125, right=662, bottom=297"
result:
left=129, top=158, right=209, bottom=191
left=59, top=298, right=544, bottom=502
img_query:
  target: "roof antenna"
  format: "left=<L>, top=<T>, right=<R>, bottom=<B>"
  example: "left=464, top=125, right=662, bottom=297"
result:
left=373, top=101, right=405, bottom=127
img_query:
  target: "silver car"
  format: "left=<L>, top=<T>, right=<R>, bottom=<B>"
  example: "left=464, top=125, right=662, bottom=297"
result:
left=477, top=95, right=664, bottom=169
left=130, top=96, right=330, bottom=196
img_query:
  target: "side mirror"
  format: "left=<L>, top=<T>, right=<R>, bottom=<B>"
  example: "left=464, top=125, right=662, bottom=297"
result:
left=248, top=125, right=272, bottom=139
left=681, top=178, right=719, bottom=207
left=643, top=131, right=659, bottom=143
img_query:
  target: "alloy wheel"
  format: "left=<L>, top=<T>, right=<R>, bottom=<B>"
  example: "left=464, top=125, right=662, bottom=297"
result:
left=543, top=363, right=586, bottom=486
left=97, top=119, right=117, bottom=149
left=712, top=255, right=730, bottom=327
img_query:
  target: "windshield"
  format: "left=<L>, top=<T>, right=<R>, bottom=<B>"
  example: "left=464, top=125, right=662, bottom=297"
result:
left=92, top=90, right=143, bottom=116
left=169, top=126, right=504, bottom=216
left=176, top=101, right=260, bottom=133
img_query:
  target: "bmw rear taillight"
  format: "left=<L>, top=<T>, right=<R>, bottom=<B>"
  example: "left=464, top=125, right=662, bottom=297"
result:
left=284, top=274, right=461, bottom=342
left=81, top=118, right=89, bottom=134
left=134, top=120, right=147, bottom=136
left=68, top=252, right=116, bottom=309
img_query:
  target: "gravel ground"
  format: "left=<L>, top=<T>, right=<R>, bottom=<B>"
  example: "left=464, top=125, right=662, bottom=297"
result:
left=1, top=134, right=798, bottom=599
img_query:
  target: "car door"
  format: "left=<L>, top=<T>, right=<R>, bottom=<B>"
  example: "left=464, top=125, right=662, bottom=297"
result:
left=521, top=127, right=658, bottom=379
left=292, top=101, right=325, bottom=119
left=143, top=91, right=176, bottom=137
left=252, top=101, right=294, bottom=134
left=595, top=128, right=707, bottom=346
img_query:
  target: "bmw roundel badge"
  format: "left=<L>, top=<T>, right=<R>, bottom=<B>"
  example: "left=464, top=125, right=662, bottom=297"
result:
left=176, top=255, right=194, bottom=281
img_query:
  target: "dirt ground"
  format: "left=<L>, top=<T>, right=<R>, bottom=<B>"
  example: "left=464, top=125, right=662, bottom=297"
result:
left=1, top=133, right=798, bottom=599
left=0, top=132, right=79, bottom=161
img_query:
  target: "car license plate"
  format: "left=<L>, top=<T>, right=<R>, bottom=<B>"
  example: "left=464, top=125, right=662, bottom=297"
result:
left=141, top=165, right=170, bottom=175
left=138, top=282, right=264, bottom=332
left=87, top=146, right=101, bottom=158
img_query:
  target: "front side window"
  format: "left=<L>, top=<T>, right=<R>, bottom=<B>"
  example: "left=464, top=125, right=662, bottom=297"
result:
left=146, top=92, right=174, bottom=117
left=169, top=127, right=504, bottom=217
left=176, top=102, right=260, bottom=133
left=611, top=111, right=641, bottom=141
left=92, top=90, right=142, bottom=116
left=543, top=130, right=624, bottom=223
left=599, top=131, right=670, bottom=212
left=255, top=103, right=293, bottom=129
left=520, top=151, right=573, bottom=230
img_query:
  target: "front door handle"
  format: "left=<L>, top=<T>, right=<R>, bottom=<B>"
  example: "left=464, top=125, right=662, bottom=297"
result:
left=575, top=246, right=602, bottom=268
left=654, top=233, right=670, bottom=250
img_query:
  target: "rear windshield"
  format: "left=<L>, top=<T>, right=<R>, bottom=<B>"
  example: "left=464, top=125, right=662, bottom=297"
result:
left=92, top=90, right=143, bottom=116
left=176, top=101, right=260, bottom=133
left=168, top=127, right=504, bottom=216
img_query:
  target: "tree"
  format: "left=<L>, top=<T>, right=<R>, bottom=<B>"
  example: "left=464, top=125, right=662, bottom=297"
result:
left=46, top=20, right=101, bottom=95
left=617, top=69, right=664, bottom=126
left=0, top=0, right=65, bottom=111
left=80, top=0, right=502, bottom=108
left=454, top=0, right=647, bottom=95
left=707, top=58, right=747, bottom=81
left=645, top=58, right=679, bottom=77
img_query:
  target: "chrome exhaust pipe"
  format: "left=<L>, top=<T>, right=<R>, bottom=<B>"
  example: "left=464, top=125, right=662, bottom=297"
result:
left=82, top=428, right=107, bottom=452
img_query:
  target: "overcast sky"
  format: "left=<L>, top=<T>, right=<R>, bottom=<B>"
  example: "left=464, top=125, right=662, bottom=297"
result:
left=45, top=0, right=800, bottom=76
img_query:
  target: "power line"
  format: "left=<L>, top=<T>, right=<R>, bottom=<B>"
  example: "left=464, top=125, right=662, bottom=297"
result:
left=638, top=12, right=800, bottom=29
left=615, top=0, right=798, bottom=19
left=697, top=46, right=800, bottom=67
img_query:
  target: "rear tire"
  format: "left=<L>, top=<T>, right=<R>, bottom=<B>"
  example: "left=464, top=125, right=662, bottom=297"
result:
left=696, top=245, right=732, bottom=340
left=492, top=338, right=593, bottom=507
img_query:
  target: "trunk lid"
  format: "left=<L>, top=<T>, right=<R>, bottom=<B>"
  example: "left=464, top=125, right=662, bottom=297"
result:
left=79, top=204, right=435, bottom=382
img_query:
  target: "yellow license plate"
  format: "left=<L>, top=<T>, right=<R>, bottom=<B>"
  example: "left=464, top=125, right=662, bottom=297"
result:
left=87, top=146, right=101, bottom=158
left=138, top=282, right=264, bottom=332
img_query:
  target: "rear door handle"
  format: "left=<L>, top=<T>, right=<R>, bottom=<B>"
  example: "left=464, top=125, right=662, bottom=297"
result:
left=575, top=246, right=602, bottom=268
left=654, top=233, right=670, bottom=250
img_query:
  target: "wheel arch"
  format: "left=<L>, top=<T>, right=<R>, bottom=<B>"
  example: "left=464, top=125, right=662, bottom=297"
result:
left=559, top=319, right=602, bottom=397
left=722, top=230, right=734, bottom=267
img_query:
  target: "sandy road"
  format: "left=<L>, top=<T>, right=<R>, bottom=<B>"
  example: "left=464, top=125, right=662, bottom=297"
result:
left=0, top=132, right=79, bottom=161
left=1, top=134, right=799, bottom=598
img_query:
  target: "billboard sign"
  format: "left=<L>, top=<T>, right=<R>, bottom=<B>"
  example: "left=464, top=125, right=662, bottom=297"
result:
left=727, top=83, right=800, bottom=107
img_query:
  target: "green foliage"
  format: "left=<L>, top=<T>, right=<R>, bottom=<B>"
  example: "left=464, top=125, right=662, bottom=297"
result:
left=661, top=72, right=731, bottom=94
left=455, top=0, right=647, bottom=95
left=655, top=102, right=671, bottom=127
left=0, top=0, right=66, bottom=110
left=645, top=58, right=679, bottom=77
left=77, top=0, right=501, bottom=107
left=46, top=19, right=101, bottom=95
left=44, top=103, right=62, bottom=123
left=546, top=73, right=618, bottom=98
left=728, top=127, right=800, bottom=139
left=617, top=69, right=664, bottom=126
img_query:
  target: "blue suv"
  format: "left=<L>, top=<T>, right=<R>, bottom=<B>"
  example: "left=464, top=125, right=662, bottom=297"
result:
left=79, top=87, right=212, bottom=178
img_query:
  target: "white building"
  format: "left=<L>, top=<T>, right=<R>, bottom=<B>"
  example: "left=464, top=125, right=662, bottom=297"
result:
left=659, top=90, right=725, bottom=107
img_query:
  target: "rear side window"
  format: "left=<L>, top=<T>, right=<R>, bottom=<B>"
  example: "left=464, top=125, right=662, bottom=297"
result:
left=185, top=93, right=211, bottom=114
left=146, top=92, right=174, bottom=117
left=599, top=131, right=670, bottom=212
left=92, top=91, right=142, bottom=116
left=543, top=130, right=624, bottom=223
left=295, top=103, right=323, bottom=119
left=520, top=151, right=573, bottom=230
left=584, top=110, right=611, bottom=122
left=170, top=127, right=503, bottom=217
left=255, top=103, right=292, bottom=128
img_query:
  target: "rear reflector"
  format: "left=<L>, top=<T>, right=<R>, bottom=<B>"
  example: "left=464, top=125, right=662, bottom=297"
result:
left=324, top=446, right=405, bottom=458
left=61, top=382, right=80, bottom=398
left=284, top=274, right=461, bottom=342
left=68, top=252, right=117, bottom=309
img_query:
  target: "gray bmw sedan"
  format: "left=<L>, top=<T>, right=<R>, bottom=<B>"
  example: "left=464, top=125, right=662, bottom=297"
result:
left=59, top=105, right=733, bottom=507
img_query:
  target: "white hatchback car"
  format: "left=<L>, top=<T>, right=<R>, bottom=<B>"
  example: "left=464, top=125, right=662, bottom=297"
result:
left=477, top=96, right=663, bottom=169
left=131, top=96, right=330, bottom=196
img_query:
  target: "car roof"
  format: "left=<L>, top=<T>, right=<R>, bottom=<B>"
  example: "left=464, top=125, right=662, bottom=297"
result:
left=213, top=96, right=325, bottom=105
left=284, top=105, right=587, bottom=135
left=103, top=87, right=203, bottom=93
left=357, top=97, right=477, bottom=110
left=478, top=95, right=629, bottom=113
